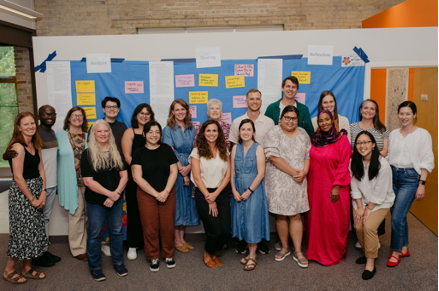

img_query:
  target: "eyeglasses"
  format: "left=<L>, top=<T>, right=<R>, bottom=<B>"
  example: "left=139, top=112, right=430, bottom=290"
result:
left=139, top=112, right=151, bottom=116
left=356, top=141, right=372, bottom=146
left=105, top=105, right=119, bottom=110
left=283, top=116, right=298, bottom=122
left=40, top=113, right=57, bottom=117
left=71, top=114, right=84, bottom=119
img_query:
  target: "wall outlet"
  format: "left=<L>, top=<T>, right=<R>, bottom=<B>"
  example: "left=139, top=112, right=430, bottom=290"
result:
left=421, top=94, right=428, bottom=101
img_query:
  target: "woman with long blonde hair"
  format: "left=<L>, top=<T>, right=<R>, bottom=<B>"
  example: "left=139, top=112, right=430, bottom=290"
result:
left=3, top=112, right=48, bottom=284
left=163, top=99, right=199, bottom=253
left=81, top=119, right=128, bottom=281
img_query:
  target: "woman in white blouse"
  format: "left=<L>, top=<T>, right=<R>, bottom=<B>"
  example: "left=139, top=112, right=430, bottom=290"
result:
left=350, top=131, right=395, bottom=280
left=190, top=120, right=231, bottom=269
left=387, top=101, right=434, bottom=267
left=311, top=90, right=351, bottom=143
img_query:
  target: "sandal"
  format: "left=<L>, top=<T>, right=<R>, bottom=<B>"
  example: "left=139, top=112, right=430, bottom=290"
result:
left=3, top=271, right=27, bottom=284
left=293, top=251, right=308, bottom=268
left=175, top=245, right=189, bottom=253
left=211, top=255, right=223, bottom=266
left=274, top=247, right=291, bottom=262
left=183, top=242, right=194, bottom=250
left=203, top=257, right=218, bottom=269
left=23, top=268, right=45, bottom=280
left=240, top=254, right=258, bottom=265
left=243, top=258, right=257, bottom=271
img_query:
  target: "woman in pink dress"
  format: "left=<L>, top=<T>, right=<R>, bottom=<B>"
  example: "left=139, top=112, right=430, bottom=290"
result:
left=305, top=110, right=351, bottom=266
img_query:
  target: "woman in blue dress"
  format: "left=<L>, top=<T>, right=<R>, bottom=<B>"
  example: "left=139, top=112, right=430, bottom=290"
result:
left=163, top=99, right=199, bottom=253
left=230, top=119, right=270, bottom=271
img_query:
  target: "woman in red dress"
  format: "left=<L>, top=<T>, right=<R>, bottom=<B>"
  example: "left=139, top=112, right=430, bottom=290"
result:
left=305, top=110, right=351, bottom=266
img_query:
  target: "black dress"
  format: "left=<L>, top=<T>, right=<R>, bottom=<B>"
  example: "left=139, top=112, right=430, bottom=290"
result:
left=7, top=145, right=49, bottom=259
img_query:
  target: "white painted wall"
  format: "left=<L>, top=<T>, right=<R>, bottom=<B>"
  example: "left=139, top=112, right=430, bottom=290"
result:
left=30, top=27, right=438, bottom=235
left=0, top=0, right=35, bottom=29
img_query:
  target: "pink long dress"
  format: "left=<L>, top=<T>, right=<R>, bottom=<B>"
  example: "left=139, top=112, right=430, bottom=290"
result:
left=305, top=134, right=351, bottom=266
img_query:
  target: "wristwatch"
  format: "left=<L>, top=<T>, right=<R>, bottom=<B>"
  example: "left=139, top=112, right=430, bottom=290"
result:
left=42, top=188, right=47, bottom=191
left=419, top=180, right=427, bottom=185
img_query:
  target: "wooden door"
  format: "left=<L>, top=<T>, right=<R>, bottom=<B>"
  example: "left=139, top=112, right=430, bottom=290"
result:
left=409, top=67, right=438, bottom=235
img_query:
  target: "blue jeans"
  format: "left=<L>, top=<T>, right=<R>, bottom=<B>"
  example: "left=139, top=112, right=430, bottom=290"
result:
left=86, top=198, right=124, bottom=270
left=390, top=167, right=420, bottom=251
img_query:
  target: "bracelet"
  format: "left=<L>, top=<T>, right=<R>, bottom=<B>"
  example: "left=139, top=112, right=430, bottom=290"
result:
left=42, top=188, right=47, bottom=192
left=419, top=180, right=427, bottom=185
left=248, top=187, right=254, bottom=193
left=366, top=206, right=374, bottom=211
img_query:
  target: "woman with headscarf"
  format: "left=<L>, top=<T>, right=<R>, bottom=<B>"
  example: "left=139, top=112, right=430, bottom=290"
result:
left=305, top=110, right=351, bottom=266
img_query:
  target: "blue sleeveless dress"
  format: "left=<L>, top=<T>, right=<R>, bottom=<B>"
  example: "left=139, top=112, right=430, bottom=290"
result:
left=231, top=142, right=270, bottom=243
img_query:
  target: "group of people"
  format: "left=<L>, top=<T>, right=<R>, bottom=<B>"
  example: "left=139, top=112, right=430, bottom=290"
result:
left=2, top=76, right=434, bottom=284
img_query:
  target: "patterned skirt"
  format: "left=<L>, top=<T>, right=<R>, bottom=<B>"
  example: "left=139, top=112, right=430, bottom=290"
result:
left=7, top=177, right=49, bottom=259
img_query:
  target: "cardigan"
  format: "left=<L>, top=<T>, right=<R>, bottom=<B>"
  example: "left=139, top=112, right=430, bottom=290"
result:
left=264, top=99, right=313, bottom=137
left=56, top=130, right=88, bottom=215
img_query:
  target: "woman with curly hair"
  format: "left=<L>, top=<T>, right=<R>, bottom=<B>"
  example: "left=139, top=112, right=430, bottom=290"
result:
left=190, top=120, right=231, bottom=269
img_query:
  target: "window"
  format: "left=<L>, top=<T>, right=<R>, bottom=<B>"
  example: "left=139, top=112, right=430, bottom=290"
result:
left=0, top=46, right=18, bottom=168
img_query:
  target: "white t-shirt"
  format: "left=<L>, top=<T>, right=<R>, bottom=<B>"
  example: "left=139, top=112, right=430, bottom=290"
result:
left=229, top=112, right=274, bottom=144
left=189, top=147, right=228, bottom=188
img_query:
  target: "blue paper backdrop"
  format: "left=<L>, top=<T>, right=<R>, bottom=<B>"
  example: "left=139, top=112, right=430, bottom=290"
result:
left=69, top=56, right=364, bottom=127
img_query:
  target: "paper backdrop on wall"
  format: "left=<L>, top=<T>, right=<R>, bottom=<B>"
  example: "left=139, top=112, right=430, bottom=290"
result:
left=67, top=57, right=364, bottom=130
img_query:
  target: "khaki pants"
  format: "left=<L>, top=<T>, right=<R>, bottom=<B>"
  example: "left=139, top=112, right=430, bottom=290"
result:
left=354, top=208, right=389, bottom=259
left=68, top=186, right=88, bottom=256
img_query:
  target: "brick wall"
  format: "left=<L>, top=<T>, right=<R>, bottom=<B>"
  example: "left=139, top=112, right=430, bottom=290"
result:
left=34, top=0, right=405, bottom=36
left=14, top=47, right=34, bottom=113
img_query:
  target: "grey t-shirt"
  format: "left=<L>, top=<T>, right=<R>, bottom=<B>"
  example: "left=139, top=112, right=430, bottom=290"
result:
left=39, top=126, right=58, bottom=188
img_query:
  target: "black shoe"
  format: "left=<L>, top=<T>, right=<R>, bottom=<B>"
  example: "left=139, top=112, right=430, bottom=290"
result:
left=150, top=259, right=159, bottom=272
left=258, top=240, right=270, bottom=254
left=45, top=251, right=61, bottom=263
left=32, top=254, right=55, bottom=267
left=356, top=257, right=367, bottom=264
left=236, top=240, right=248, bottom=254
left=90, top=269, right=106, bottom=282
left=114, top=264, right=128, bottom=277
left=165, top=257, right=176, bottom=269
left=362, top=267, right=376, bottom=280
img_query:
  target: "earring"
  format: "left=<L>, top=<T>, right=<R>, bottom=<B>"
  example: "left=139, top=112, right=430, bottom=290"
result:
left=372, top=147, right=375, bottom=150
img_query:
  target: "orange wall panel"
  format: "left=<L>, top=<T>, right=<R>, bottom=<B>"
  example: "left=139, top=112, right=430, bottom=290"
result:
left=370, top=69, right=387, bottom=123
left=362, top=0, right=438, bottom=28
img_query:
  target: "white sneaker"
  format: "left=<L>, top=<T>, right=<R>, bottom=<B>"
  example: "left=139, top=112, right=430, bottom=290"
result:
left=127, top=247, right=137, bottom=260
left=101, top=245, right=111, bottom=257
left=378, top=240, right=381, bottom=249
left=355, top=241, right=362, bottom=249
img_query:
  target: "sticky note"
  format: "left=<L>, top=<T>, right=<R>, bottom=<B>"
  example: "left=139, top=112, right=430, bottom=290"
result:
left=81, top=107, right=97, bottom=119
left=295, top=93, right=306, bottom=104
left=195, top=47, right=221, bottom=68
left=87, top=122, right=94, bottom=131
left=220, top=112, right=232, bottom=125
left=125, top=81, right=144, bottom=93
left=175, top=74, right=195, bottom=87
left=291, top=71, right=311, bottom=84
left=199, top=74, right=218, bottom=87
left=75, top=80, right=95, bottom=93
left=235, top=64, right=254, bottom=77
left=233, top=96, right=247, bottom=108
left=189, top=91, right=208, bottom=104
left=225, top=76, right=245, bottom=89
left=77, top=93, right=96, bottom=106
left=189, top=105, right=197, bottom=118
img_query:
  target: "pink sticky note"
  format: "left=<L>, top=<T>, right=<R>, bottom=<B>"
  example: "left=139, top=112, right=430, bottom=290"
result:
left=234, top=64, right=254, bottom=77
left=295, top=93, right=306, bottom=104
left=220, top=112, right=232, bottom=125
left=233, top=96, right=247, bottom=108
left=189, top=105, right=197, bottom=118
left=175, top=74, right=195, bottom=87
left=125, top=81, right=144, bottom=93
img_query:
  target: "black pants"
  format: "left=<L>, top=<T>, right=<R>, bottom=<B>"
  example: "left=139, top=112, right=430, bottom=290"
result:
left=125, top=176, right=144, bottom=248
left=195, top=187, right=231, bottom=255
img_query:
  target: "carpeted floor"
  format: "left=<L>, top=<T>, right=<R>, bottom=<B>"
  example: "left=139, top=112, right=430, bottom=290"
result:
left=0, top=212, right=437, bottom=291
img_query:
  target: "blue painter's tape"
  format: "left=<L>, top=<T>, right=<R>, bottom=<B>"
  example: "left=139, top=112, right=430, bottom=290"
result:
left=34, top=50, right=57, bottom=73
left=80, top=58, right=125, bottom=62
left=257, top=54, right=303, bottom=60
left=353, top=47, right=370, bottom=63
left=161, top=58, right=196, bottom=63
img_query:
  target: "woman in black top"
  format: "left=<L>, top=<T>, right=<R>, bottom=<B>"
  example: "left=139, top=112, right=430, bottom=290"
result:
left=121, top=103, right=155, bottom=260
left=132, top=121, right=178, bottom=272
left=3, top=112, right=48, bottom=284
left=81, top=120, right=128, bottom=282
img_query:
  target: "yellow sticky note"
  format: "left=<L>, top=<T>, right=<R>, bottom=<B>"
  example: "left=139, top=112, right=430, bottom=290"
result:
left=291, top=71, right=311, bottom=84
left=199, top=74, right=218, bottom=87
left=189, top=91, right=208, bottom=104
left=87, top=122, right=94, bottom=131
left=225, top=76, right=245, bottom=89
left=82, top=107, right=97, bottom=119
left=77, top=93, right=96, bottom=105
left=76, top=80, right=95, bottom=93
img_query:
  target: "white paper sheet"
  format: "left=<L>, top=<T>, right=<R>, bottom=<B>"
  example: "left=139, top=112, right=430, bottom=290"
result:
left=308, top=45, right=333, bottom=65
left=86, top=53, right=112, bottom=73
left=46, top=61, right=72, bottom=133
left=195, top=48, right=221, bottom=68
left=149, top=61, right=174, bottom=127
left=257, top=59, right=283, bottom=114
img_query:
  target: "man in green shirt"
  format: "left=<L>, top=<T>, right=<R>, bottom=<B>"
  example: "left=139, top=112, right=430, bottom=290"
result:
left=265, top=76, right=313, bottom=137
